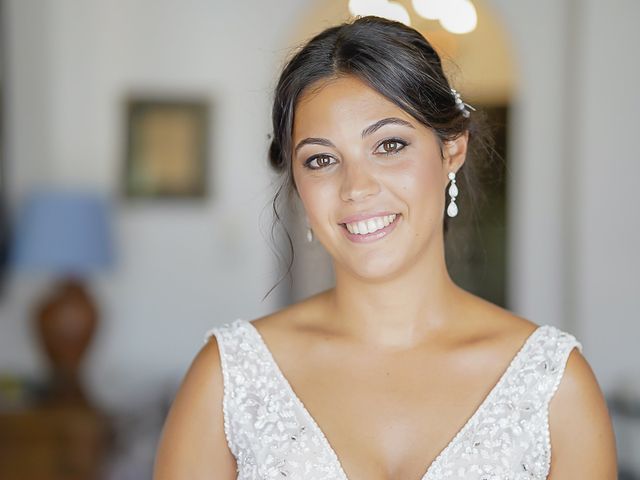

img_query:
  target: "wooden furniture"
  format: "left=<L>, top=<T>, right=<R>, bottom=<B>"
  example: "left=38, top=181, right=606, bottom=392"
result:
left=0, top=404, right=111, bottom=480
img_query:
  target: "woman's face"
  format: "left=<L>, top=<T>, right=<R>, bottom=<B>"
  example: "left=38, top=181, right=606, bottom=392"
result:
left=291, top=75, right=467, bottom=281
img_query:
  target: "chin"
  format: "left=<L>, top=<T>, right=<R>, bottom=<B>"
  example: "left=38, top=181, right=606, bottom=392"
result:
left=341, top=255, right=406, bottom=282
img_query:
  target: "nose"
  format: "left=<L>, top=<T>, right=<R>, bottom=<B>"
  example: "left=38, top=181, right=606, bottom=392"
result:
left=339, top=161, right=381, bottom=203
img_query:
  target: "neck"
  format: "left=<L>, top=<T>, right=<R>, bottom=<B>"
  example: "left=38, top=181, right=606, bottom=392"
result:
left=326, top=233, right=466, bottom=348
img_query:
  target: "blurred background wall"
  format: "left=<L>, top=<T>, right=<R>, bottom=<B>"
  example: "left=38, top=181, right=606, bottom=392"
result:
left=0, top=0, right=303, bottom=407
left=0, top=0, right=638, bottom=478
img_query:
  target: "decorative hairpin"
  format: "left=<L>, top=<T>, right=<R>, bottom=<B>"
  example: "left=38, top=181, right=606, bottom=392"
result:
left=450, top=88, right=476, bottom=118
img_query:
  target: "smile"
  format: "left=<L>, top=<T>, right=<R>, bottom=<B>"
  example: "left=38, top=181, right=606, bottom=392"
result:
left=340, top=214, right=401, bottom=243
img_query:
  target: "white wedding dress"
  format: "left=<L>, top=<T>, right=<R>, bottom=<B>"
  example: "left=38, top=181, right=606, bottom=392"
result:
left=204, top=318, right=582, bottom=480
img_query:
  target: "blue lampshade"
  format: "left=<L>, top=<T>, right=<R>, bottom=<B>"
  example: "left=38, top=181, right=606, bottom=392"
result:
left=10, top=190, right=115, bottom=276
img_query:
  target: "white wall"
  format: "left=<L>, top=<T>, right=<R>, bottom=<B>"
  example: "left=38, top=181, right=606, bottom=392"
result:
left=572, top=0, right=640, bottom=393
left=0, top=0, right=313, bottom=410
left=493, top=0, right=571, bottom=330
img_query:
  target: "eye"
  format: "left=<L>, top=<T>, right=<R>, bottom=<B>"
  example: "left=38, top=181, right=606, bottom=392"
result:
left=375, top=138, right=408, bottom=155
left=304, top=154, right=337, bottom=170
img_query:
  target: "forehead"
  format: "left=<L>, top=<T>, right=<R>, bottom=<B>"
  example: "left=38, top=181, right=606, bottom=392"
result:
left=293, top=75, right=415, bottom=138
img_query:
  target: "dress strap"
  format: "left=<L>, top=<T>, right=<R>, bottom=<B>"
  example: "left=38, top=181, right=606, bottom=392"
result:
left=203, top=318, right=251, bottom=463
left=520, top=325, right=583, bottom=477
left=532, top=325, right=583, bottom=405
left=203, top=319, right=343, bottom=478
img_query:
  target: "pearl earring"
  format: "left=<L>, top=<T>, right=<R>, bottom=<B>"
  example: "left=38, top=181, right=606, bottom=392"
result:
left=305, top=218, right=313, bottom=242
left=447, top=171, right=459, bottom=217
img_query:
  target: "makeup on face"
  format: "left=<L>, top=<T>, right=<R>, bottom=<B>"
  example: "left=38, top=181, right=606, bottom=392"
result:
left=292, top=75, right=447, bottom=275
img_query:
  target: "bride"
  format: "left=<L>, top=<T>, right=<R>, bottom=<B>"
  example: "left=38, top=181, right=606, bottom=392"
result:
left=154, top=16, right=617, bottom=480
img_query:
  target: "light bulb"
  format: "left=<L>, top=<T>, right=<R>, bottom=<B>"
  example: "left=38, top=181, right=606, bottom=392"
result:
left=348, top=0, right=386, bottom=16
left=380, top=2, right=411, bottom=25
left=349, top=0, right=411, bottom=26
left=439, top=0, right=477, bottom=34
left=412, top=0, right=447, bottom=20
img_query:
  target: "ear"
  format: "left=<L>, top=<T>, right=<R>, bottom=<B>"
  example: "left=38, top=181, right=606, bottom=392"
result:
left=442, top=131, right=469, bottom=182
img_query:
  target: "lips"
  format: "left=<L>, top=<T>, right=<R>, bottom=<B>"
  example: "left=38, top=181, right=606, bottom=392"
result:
left=339, top=213, right=402, bottom=243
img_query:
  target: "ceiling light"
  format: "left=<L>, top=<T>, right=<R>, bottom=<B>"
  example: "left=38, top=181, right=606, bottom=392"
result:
left=380, top=2, right=411, bottom=25
left=349, top=0, right=411, bottom=26
left=439, top=0, right=477, bottom=34
left=412, top=0, right=447, bottom=20
left=348, top=0, right=386, bottom=17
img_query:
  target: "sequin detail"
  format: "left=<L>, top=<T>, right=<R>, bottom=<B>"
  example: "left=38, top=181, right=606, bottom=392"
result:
left=204, top=320, right=582, bottom=480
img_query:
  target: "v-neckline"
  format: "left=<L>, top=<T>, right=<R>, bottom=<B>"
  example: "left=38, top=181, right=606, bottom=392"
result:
left=241, top=319, right=545, bottom=480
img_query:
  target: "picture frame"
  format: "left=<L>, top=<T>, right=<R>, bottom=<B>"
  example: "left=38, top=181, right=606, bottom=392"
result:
left=123, top=98, right=209, bottom=199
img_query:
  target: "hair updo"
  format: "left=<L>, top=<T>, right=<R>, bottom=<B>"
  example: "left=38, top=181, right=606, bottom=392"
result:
left=264, top=15, right=492, bottom=298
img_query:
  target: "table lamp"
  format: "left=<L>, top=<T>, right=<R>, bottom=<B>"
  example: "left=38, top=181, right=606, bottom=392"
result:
left=10, top=190, right=114, bottom=406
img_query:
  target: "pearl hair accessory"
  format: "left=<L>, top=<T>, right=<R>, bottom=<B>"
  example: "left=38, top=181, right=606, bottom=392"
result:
left=451, top=88, right=476, bottom=118
left=447, top=171, right=459, bottom=217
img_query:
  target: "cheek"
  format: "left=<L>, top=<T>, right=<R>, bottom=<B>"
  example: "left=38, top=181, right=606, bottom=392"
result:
left=392, top=157, right=443, bottom=204
left=295, top=176, right=337, bottom=222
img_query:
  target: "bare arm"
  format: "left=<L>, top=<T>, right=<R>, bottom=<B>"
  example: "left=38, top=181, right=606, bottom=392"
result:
left=547, top=348, right=618, bottom=479
left=153, top=334, right=237, bottom=479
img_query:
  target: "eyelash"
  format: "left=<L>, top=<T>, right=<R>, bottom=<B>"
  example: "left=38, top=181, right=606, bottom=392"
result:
left=303, top=138, right=409, bottom=170
left=376, top=138, right=409, bottom=155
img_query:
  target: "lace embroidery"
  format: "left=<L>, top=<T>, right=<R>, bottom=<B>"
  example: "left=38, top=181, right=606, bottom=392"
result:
left=205, top=320, right=582, bottom=480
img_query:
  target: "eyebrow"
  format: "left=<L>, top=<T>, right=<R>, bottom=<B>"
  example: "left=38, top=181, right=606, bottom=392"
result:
left=293, top=117, right=415, bottom=155
left=293, top=137, right=335, bottom=154
left=361, top=117, right=415, bottom=138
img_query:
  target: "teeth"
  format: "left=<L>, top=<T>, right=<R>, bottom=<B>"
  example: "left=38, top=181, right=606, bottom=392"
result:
left=345, top=214, right=397, bottom=235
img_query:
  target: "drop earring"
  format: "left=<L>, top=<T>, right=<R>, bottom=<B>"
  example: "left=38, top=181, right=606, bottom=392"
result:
left=305, top=218, right=314, bottom=242
left=447, top=171, right=459, bottom=217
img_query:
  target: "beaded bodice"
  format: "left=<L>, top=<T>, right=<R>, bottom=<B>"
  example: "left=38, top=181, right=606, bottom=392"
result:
left=204, top=319, right=582, bottom=480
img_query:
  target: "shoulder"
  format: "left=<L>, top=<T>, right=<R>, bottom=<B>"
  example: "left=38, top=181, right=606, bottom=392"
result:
left=153, top=331, right=237, bottom=479
left=546, top=332, right=618, bottom=479
left=462, top=295, right=618, bottom=477
left=250, top=288, right=333, bottom=339
left=456, top=291, right=541, bottom=349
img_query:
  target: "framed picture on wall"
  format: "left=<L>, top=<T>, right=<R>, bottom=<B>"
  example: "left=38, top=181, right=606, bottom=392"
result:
left=123, top=98, right=209, bottom=199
